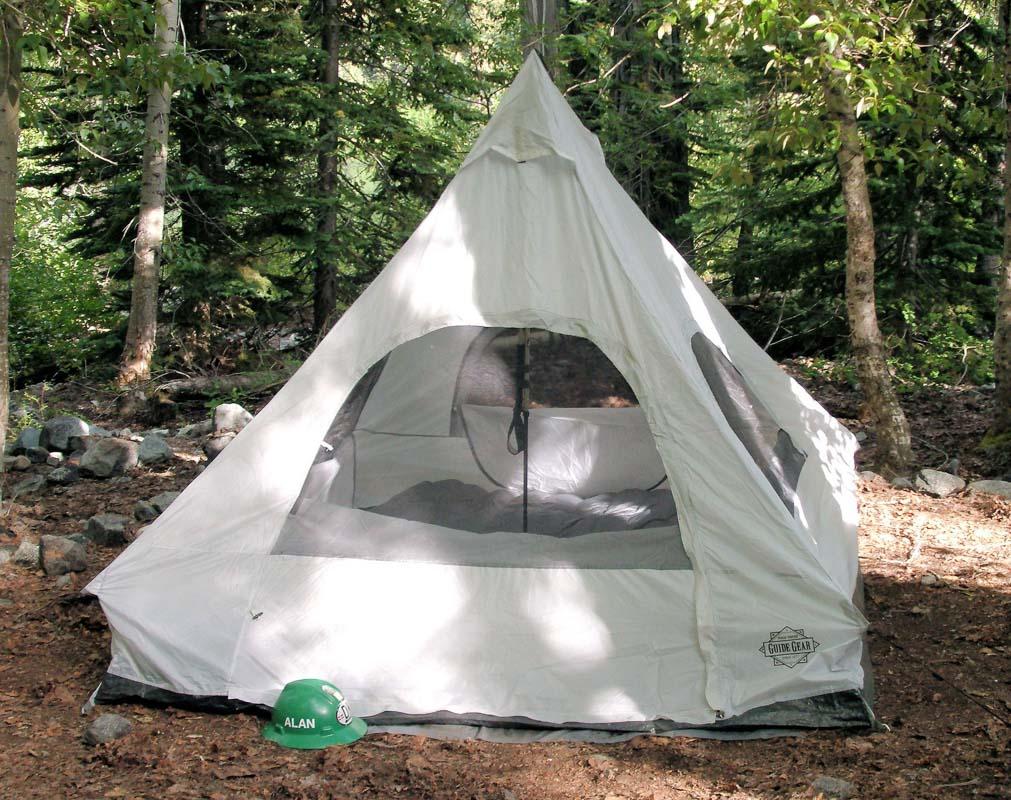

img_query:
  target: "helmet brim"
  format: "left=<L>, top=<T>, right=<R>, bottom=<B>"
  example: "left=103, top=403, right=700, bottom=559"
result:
left=262, top=716, right=367, bottom=749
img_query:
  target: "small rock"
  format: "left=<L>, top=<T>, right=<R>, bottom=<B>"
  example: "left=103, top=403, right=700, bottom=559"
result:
left=79, top=438, right=139, bottom=478
left=810, top=776, right=855, bottom=799
left=46, top=466, right=80, bottom=486
left=854, top=431, right=867, bottom=443
left=858, top=470, right=880, bottom=482
left=500, top=791, right=517, bottom=800
left=0, top=545, right=15, bottom=566
left=178, top=420, right=213, bottom=438
left=39, top=535, right=87, bottom=576
left=69, top=425, right=112, bottom=453
left=12, top=427, right=41, bottom=454
left=12, top=539, right=39, bottom=566
left=46, top=452, right=64, bottom=467
left=588, top=753, right=617, bottom=768
left=138, top=435, right=174, bottom=466
left=84, top=713, right=133, bottom=745
left=967, top=479, right=1011, bottom=500
left=150, top=491, right=181, bottom=513
left=920, top=572, right=940, bottom=587
left=940, top=457, right=960, bottom=476
left=25, top=445, right=50, bottom=464
left=913, top=468, right=965, bottom=498
left=109, top=475, right=132, bottom=485
left=203, top=431, right=236, bottom=463
left=214, top=403, right=253, bottom=433
left=134, top=501, right=159, bottom=522
left=11, top=474, right=46, bottom=499
left=55, top=574, right=72, bottom=589
left=67, top=533, right=89, bottom=546
left=84, top=513, right=131, bottom=547
left=890, top=476, right=914, bottom=490
left=8, top=455, right=31, bottom=471
left=141, top=428, right=171, bottom=439
left=39, top=415, right=90, bottom=453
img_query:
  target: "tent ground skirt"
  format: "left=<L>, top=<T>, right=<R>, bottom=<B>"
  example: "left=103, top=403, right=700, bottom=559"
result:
left=91, top=674, right=874, bottom=742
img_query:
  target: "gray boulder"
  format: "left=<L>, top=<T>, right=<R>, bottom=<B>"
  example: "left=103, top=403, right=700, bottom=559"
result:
left=84, top=513, right=131, bottom=546
left=39, top=416, right=90, bottom=452
left=46, top=466, right=80, bottom=486
left=6, top=455, right=31, bottom=471
left=11, top=474, right=46, bottom=499
left=12, top=427, right=40, bottom=454
left=178, top=419, right=214, bottom=438
left=12, top=539, right=39, bottom=566
left=968, top=479, right=1011, bottom=500
left=40, top=535, right=88, bottom=576
left=134, top=501, right=159, bottom=522
left=150, top=491, right=181, bottom=513
left=203, top=431, right=236, bottom=463
left=214, top=403, right=252, bottom=433
left=138, top=435, right=173, bottom=465
left=79, top=438, right=139, bottom=478
left=914, top=468, right=966, bottom=498
left=83, top=713, right=133, bottom=746
left=25, top=446, right=50, bottom=464
left=810, top=776, right=855, bottom=799
left=68, top=424, right=112, bottom=453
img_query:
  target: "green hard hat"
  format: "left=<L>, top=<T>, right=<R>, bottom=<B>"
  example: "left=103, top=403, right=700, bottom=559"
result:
left=262, top=679, right=367, bottom=749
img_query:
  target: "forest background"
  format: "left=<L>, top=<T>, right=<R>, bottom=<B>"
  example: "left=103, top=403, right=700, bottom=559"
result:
left=2, top=0, right=1010, bottom=478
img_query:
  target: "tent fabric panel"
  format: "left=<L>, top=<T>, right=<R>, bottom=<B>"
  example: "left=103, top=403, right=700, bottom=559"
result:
left=227, top=558, right=712, bottom=725
left=690, top=332, right=806, bottom=515
left=95, top=549, right=265, bottom=699
left=460, top=405, right=666, bottom=495
left=350, top=432, right=496, bottom=508
left=356, top=325, right=481, bottom=437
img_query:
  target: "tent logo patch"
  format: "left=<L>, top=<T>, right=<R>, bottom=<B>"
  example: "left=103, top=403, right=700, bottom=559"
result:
left=759, top=627, right=820, bottom=668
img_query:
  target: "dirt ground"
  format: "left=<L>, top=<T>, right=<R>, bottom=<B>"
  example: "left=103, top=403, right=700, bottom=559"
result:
left=0, top=378, right=1009, bottom=800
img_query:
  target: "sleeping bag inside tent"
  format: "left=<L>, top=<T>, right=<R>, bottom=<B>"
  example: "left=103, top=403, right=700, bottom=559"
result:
left=85, top=53, right=875, bottom=738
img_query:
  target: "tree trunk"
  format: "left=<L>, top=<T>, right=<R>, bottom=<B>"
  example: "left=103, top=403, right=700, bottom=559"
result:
left=522, top=0, right=559, bottom=77
left=313, top=0, right=340, bottom=336
left=118, top=0, right=179, bottom=386
left=0, top=2, right=22, bottom=476
left=824, top=73, right=914, bottom=477
left=992, top=0, right=1011, bottom=437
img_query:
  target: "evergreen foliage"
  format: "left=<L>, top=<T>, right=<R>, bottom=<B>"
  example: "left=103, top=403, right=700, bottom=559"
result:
left=8, top=0, right=1006, bottom=392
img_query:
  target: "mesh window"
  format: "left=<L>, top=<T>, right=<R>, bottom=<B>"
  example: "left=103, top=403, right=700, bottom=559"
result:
left=274, top=326, right=688, bottom=570
left=691, top=333, right=806, bottom=515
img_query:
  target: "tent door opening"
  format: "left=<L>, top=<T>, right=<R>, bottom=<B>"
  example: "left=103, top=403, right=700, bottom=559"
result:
left=274, top=325, right=690, bottom=571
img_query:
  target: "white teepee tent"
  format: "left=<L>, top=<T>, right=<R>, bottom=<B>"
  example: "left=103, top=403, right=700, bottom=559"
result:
left=86, top=55, right=872, bottom=736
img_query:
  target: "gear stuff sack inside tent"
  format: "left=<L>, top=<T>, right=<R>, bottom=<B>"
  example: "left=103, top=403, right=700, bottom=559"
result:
left=85, top=53, right=876, bottom=741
